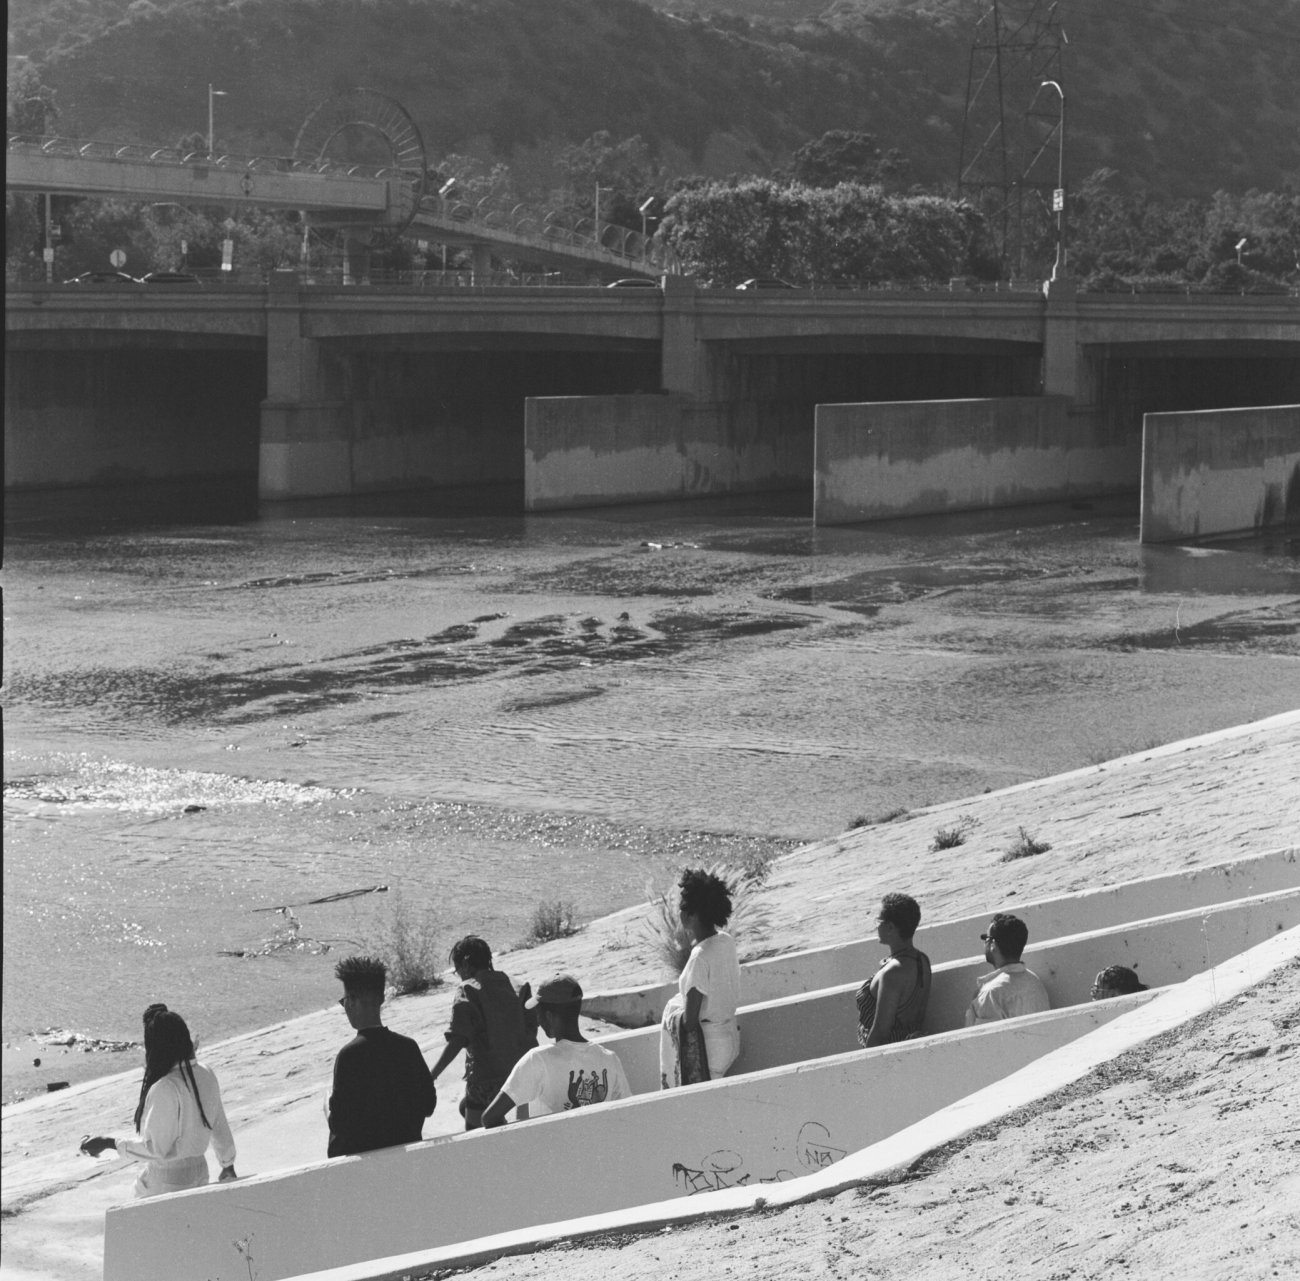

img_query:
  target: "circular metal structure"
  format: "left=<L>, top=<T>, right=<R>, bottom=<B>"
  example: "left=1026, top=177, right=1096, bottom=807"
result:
left=293, top=89, right=427, bottom=237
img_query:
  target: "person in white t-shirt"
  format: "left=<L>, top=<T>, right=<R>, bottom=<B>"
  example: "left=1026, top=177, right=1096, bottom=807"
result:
left=481, top=975, right=630, bottom=1126
left=659, top=868, right=742, bottom=1088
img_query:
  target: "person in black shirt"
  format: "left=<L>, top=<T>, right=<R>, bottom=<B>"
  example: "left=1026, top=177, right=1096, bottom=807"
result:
left=428, top=935, right=537, bottom=1130
left=327, top=955, right=436, bottom=1157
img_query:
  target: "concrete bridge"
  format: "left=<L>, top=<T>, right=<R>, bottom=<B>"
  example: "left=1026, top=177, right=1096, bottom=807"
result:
left=5, top=273, right=1297, bottom=507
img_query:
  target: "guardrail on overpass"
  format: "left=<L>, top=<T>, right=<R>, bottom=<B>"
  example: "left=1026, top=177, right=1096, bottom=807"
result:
left=6, top=134, right=671, bottom=276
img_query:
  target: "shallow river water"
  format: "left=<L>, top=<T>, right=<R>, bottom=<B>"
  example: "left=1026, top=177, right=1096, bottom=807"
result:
left=3, top=483, right=1298, bottom=1100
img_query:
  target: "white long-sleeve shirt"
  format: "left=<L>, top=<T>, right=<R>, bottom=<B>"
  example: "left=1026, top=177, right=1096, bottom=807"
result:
left=116, top=1061, right=235, bottom=1196
left=964, top=962, right=1051, bottom=1025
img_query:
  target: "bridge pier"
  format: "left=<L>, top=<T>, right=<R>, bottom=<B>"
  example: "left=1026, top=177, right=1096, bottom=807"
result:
left=259, top=271, right=350, bottom=499
left=1042, top=276, right=1098, bottom=407
left=661, top=273, right=703, bottom=395
left=660, top=274, right=727, bottom=398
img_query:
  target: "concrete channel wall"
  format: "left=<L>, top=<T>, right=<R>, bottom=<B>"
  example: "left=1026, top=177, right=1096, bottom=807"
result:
left=582, top=848, right=1299, bottom=1027
left=1139, top=404, right=1300, bottom=542
left=524, top=394, right=808, bottom=510
left=103, top=1000, right=1146, bottom=1281
left=295, top=926, right=1300, bottom=1281
left=103, top=884, right=1298, bottom=1281
left=600, top=886, right=1300, bottom=1094
left=813, top=396, right=1131, bottom=525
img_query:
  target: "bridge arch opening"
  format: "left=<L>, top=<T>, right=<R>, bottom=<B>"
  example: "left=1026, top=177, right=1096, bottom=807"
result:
left=5, top=331, right=265, bottom=494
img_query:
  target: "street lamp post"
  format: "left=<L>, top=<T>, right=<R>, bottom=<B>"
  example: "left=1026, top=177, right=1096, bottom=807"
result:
left=207, top=84, right=227, bottom=156
left=638, top=195, right=656, bottom=239
left=594, top=185, right=612, bottom=245
left=1041, top=79, right=1067, bottom=283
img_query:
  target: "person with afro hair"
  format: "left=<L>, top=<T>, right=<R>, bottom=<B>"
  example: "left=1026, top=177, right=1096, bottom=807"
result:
left=659, top=869, right=742, bottom=1088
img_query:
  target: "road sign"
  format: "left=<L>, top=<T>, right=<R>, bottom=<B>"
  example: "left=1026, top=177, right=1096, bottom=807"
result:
left=110, top=248, right=127, bottom=268
left=1052, top=188, right=1065, bottom=212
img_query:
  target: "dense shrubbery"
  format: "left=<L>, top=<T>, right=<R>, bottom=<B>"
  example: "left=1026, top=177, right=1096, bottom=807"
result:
left=1068, top=174, right=1300, bottom=292
left=661, top=179, right=993, bottom=287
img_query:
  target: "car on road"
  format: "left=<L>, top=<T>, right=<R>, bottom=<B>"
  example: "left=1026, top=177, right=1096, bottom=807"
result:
left=606, top=277, right=660, bottom=288
left=140, top=270, right=203, bottom=286
left=735, top=277, right=795, bottom=290
left=64, top=271, right=141, bottom=285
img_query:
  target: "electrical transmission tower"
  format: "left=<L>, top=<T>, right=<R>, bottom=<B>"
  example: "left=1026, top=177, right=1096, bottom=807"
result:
left=957, top=0, right=1067, bottom=279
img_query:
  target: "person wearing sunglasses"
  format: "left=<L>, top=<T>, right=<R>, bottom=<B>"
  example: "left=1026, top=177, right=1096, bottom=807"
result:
left=964, top=914, right=1050, bottom=1025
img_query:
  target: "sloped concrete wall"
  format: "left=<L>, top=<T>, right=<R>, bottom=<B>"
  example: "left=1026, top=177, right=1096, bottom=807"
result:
left=103, top=1001, right=1142, bottom=1281
left=601, top=885, right=1300, bottom=1093
left=304, top=927, right=1300, bottom=1281
left=524, top=394, right=807, bottom=510
left=1140, top=404, right=1300, bottom=542
left=582, top=848, right=1299, bottom=1027
left=814, top=396, right=1131, bottom=525
left=103, top=886, right=1299, bottom=1281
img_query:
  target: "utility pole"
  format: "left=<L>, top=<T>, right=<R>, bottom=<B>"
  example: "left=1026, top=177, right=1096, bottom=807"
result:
left=44, top=191, right=54, bottom=283
left=957, top=0, right=1067, bottom=278
left=594, top=185, right=613, bottom=246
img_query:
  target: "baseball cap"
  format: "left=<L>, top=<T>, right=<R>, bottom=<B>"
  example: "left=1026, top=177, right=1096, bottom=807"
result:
left=524, top=975, right=583, bottom=1008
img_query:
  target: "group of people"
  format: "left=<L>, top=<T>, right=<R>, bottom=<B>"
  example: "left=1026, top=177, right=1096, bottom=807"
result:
left=855, top=894, right=1148, bottom=1045
left=81, top=874, right=1149, bottom=1197
left=78, top=868, right=738, bottom=1194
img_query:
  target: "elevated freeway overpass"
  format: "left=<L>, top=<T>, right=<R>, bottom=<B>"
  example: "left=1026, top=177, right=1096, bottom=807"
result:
left=6, top=134, right=666, bottom=279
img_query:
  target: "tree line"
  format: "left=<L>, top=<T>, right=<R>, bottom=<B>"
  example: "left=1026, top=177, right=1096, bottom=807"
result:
left=6, top=101, right=1297, bottom=292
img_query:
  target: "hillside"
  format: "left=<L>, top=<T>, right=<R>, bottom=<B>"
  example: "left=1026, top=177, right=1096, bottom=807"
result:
left=8, top=0, right=1300, bottom=198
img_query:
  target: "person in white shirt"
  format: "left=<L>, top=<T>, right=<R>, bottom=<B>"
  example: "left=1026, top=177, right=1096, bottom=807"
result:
left=481, top=975, right=630, bottom=1126
left=965, top=914, right=1051, bottom=1025
left=80, top=1005, right=236, bottom=1197
left=659, top=868, right=742, bottom=1088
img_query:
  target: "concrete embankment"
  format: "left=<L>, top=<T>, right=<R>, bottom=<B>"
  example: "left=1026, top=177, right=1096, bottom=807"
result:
left=1, top=712, right=1297, bottom=1281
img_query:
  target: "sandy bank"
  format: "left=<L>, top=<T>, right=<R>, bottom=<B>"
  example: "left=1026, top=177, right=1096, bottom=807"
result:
left=423, top=955, right=1300, bottom=1281
left=1, top=711, right=1297, bottom=1281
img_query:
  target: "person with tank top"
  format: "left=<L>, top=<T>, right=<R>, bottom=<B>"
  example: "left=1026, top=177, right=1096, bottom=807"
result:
left=856, top=893, right=932, bottom=1047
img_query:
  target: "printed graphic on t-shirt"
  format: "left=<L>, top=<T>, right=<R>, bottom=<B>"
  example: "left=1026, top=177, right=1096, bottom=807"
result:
left=565, top=1068, right=610, bottom=1109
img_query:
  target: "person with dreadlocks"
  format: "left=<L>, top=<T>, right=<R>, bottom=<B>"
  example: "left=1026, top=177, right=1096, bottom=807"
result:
left=80, top=1004, right=236, bottom=1197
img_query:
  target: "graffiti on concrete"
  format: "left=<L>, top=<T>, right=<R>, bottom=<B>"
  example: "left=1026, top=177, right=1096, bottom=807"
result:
left=796, top=1121, right=846, bottom=1169
left=672, top=1149, right=791, bottom=1195
left=672, top=1121, right=845, bottom=1195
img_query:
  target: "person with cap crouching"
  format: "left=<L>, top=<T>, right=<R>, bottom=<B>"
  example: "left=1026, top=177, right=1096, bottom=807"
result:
left=964, top=914, right=1051, bottom=1025
left=481, top=975, right=631, bottom=1127
left=1091, top=965, right=1148, bottom=1000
